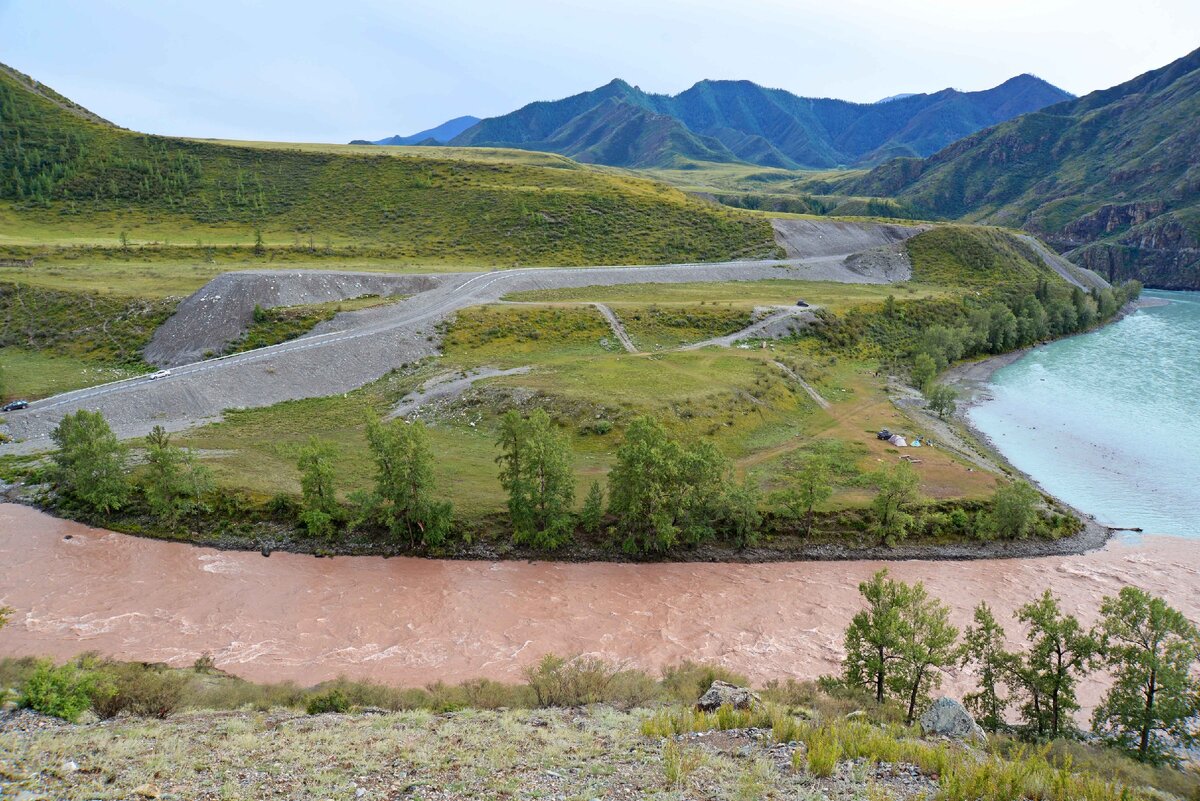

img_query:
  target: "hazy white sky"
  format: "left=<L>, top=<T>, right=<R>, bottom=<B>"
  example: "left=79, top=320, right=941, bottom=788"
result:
left=1, top=0, right=1196, bottom=142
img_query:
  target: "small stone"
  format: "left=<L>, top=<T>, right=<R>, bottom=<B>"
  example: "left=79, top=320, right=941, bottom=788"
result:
left=62, top=759, right=79, bottom=773
left=132, top=786, right=161, bottom=800
left=354, top=788, right=366, bottom=799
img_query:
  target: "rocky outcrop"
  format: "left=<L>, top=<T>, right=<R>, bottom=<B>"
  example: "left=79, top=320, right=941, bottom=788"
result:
left=1068, top=215, right=1200, bottom=290
left=918, top=697, right=986, bottom=743
left=696, top=680, right=761, bottom=712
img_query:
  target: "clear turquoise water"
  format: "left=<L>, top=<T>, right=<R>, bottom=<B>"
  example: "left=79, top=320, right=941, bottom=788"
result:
left=968, top=290, right=1200, bottom=537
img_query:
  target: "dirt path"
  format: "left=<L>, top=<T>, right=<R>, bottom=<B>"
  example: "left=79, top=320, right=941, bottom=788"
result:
left=680, top=307, right=816, bottom=350
left=591, top=303, right=638, bottom=353
left=389, top=366, right=532, bottom=419
left=771, top=360, right=831, bottom=409
left=1, top=219, right=927, bottom=453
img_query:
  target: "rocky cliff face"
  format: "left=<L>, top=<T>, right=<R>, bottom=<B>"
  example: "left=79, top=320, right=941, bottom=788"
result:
left=1070, top=215, right=1200, bottom=289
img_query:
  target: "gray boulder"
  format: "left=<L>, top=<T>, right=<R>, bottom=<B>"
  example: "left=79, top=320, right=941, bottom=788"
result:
left=919, top=697, right=986, bottom=742
left=695, top=680, right=761, bottom=712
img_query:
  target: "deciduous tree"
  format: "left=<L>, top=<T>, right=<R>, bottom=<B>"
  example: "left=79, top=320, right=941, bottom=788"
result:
left=50, top=410, right=128, bottom=514
left=1014, top=590, right=1097, bottom=737
left=366, top=418, right=451, bottom=547
left=1093, top=587, right=1200, bottom=764
left=961, top=602, right=1015, bottom=732
left=496, top=409, right=575, bottom=549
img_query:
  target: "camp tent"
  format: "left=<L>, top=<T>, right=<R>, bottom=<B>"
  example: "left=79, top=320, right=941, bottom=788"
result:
left=888, top=434, right=908, bottom=447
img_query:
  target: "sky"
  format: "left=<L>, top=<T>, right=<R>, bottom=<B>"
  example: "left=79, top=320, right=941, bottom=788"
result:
left=1, top=0, right=1197, bottom=143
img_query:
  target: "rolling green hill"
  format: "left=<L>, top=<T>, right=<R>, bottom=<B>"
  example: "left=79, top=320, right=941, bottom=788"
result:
left=0, top=63, right=774, bottom=266
left=444, top=75, right=1071, bottom=169
left=847, top=48, right=1200, bottom=289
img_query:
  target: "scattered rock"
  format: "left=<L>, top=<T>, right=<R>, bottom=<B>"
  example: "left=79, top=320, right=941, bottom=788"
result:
left=62, top=759, right=79, bottom=773
left=919, top=697, right=986, bottom=743
left=132, top=784, right=161, bottom=799
left=695, top=680, right=761, bottom=712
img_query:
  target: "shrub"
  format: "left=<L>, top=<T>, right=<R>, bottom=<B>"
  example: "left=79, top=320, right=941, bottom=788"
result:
left=20, top=660, right=95, bottom=722
left=662, top=740, right=702, bottom=789
left=802, top=729, right=842, bottom=777
left=524, top=653, right=625, bottom=707
left=305, top=688, right=350, bottom=715
left=90, top=662, right=187, bottom=719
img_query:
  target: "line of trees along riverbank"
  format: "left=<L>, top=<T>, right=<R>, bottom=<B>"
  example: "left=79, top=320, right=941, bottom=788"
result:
left=28, top=405, right=1076, bottom=557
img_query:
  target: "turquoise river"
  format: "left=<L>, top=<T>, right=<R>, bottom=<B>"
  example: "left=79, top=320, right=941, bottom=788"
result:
left=969, top=289, right=1200, bottom=538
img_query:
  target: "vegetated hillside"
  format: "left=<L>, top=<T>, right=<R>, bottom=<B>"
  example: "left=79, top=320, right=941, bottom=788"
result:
left=0, top=63, right=774, bottom=266
left=442, top=74, right=1071, bottom=169
left=848, top=47, right=1200, bottom=289
left=904, top=225, right=1070, bottom=287
left=351, top=114, right=481, bottom=146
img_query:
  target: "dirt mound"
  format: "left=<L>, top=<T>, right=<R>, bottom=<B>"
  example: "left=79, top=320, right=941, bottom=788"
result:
left=771, top=219, right=926, bottom=260
left=146, top=271, right=442, bottom=366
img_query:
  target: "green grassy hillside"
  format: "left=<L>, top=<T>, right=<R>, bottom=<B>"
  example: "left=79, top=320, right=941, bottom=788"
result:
left=0, top=63, right=774, bottom=267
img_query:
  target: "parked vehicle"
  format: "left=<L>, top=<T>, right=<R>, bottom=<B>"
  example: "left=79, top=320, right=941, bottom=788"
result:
left=795, top=299, right=810, bottom=307
left=876, top=428, right=892, bottom=440
left=148, top=369, right=172, bottom=380
left=2, top=400, right=29, bottom=412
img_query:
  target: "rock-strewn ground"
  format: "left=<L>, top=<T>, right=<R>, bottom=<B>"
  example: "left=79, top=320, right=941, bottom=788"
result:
left=0, top=706, right=941, bottom=801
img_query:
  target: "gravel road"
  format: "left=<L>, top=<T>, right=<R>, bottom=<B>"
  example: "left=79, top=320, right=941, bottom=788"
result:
left=1, top=219, right=924, bottom=452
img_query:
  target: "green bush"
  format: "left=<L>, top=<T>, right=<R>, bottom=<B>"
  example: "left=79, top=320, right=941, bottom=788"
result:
left=20, top=660, right=95, bottom=722
left=305, top=688, right=350, bottom=715
left=90, top=662, right=187, bottom=719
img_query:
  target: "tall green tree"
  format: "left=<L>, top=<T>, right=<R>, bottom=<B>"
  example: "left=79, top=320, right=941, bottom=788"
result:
left=1014, top=590, right=1097, bottom=738
left=892, top=581, right=959, bottom=725
left=580, top=480, right=605, bottom=535
left=297, top=438, right=339, bottom=540
left=496, top=409, right=575, bottom=549
left=366, top=418, right=451, bottom=548
left=989, top=480, right=1041, bottom=539
left=771, top=455, right=831, bottom=535
left=844, top=569, right=911, bottom=705
left=911, top=352, right=937, bottom=391
left=50, top=410, right=128, bottom=514
left=1093, top=587, right=1200, bottom=764
left=606, top=416, right=730, bottom=553
left=142, top=425, right=212, bottom=524
left=925, top=383, right=957, bottom=420
left=961, top=602, right=1015, bottom=732
left=871, top=462, right=921, bottom=546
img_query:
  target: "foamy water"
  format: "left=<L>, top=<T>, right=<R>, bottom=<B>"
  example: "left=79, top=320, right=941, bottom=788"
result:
left=3, top=504, right=1199, bottom=716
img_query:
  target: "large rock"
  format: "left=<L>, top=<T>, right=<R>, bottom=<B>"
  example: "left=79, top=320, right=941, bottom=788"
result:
left=695, top=680, right=761, bottom=712
left=919, top=697, right=986, bottom=742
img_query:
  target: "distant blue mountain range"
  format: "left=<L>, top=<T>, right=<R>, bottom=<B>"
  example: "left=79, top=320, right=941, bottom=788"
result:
left=351, top=115, right=481, bottom=146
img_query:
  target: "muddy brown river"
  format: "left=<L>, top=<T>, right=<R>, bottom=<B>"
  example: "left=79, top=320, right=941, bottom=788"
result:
left=2, top=503, right=1199, bottom=710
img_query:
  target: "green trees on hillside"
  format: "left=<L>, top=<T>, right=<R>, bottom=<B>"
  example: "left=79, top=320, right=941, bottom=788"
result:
left=143, top=426, right=212, bottom=524
left=297, top=438, right=340, bottom=540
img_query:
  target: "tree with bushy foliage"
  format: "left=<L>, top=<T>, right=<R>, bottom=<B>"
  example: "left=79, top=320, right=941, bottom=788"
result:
left=925, top=383, right=957, bottom=419
left=365, top=418, right=451, bottom=547
left=50, top=409, right=129, bottom=514
left=580, top=480, right=605, bottom=534
left=142, top=425, right=212, bottom=524
left=606, top=416, right=731, bottom=553
left=720, top=477, right=762, bottom=548
left=1013, top=590, right=1097, bottom=738
left=1093, top=588, right=1200, bottom=764
left=844, top=569, right=911, bottom=704
left=892, top=580, right=959, bottom=725
left=911, top=352, right=937, bottom=391
left=771, top=455, right=832, bottom=535
left=960, top=602, right=1016, bottom=732
left=989, top=480, right=1041, bottom=539
left=496, top=409, right=576, bottom=549
left=871, top=462, right=921, bottom=545
left=297, top=437, right=340, bottom=540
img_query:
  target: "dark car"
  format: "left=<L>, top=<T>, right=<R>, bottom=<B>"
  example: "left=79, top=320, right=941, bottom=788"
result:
left=876, top=428, right=892, bottom=440
left=2, top=400, right=30, bottom=412
left=795, top=299, right=810, bottom=307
